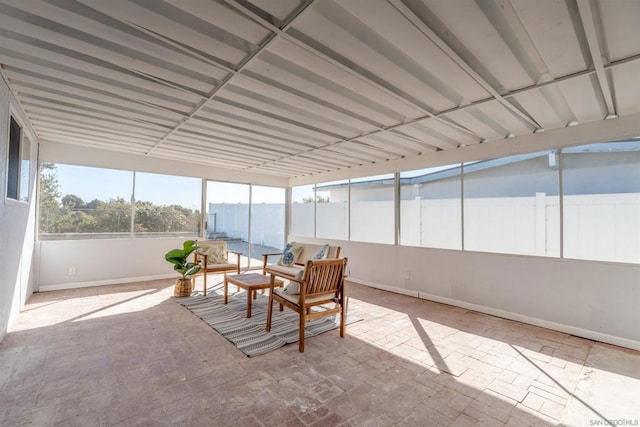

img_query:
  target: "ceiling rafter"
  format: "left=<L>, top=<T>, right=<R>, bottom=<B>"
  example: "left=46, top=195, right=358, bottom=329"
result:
left=0, top=37, right=206, bottom=102
left=6, top=0, right=231, bottom=80
left=388, top=0, right=541, bottom=131
left=168, top=133, right=289, bottom=159
left=576, top=0, right=616, bottom=116
left=502, top=52, right=639, bottom=106
left=16, top=87, right=178, bottom=128
left=32, top=117, right=160, bottom=141
left=222, top=0, right=481, bottom=141
left=411, top=53, right=640, bottom=133
left=248, top=55, right=636, bottom=171
left=22, top=98, right=172, bottom=133
left=8, top=71, right=188, bottom=119
left=220, top=49, right=640, bottom=158
left=218, top=0, right=620, bottom=169
left=142, top=0, right=319, bottom=156
left=3, top=60, right=195, bottom=112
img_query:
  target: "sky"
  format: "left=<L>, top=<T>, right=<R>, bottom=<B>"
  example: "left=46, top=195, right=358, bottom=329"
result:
left=54, top=164, right=285, bottom=210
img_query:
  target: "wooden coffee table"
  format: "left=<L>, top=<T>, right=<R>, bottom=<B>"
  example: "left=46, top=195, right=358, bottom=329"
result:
left=224, top=273, right=284, bottom=318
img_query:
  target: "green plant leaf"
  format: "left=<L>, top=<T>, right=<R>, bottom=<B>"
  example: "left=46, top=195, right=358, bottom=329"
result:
left=165, top=240, right=201, bottom=278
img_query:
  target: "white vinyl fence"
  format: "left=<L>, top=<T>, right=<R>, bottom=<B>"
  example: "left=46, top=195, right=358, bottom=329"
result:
left=563, top=193, right=639, bottom=263
left=208, top=203, right=284, bottom=249
left=221, top=193, right=640, bottom=264
left=408, top=192, right=639, bottom=262
left=405, top=192, right=638, bottom=262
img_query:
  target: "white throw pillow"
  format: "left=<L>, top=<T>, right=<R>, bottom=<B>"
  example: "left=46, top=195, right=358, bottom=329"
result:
left=201, top=245, right=226, bottom=264
left=281, top=270, right=305, bottom=295
left=282, top=281, right=300, bottom=295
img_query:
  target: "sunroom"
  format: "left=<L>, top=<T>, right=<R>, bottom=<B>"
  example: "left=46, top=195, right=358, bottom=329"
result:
left=1, top=1, right=639, bottom=425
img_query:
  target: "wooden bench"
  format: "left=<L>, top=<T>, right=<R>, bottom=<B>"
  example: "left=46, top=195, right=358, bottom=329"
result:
left=263, top=243, right=341, bottom=283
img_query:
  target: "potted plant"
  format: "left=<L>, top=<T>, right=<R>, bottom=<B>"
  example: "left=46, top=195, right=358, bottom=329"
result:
left=165, top=240, right=201, bottom=297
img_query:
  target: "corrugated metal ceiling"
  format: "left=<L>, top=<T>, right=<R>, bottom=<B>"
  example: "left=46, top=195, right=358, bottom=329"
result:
left=1, top=0, right=639, bottom=178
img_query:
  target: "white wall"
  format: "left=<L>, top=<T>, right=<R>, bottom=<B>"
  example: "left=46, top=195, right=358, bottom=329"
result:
left=0, top=78, right=38, bottom=341
left=291, top=236, right=640, bottom=351
left=36, top=237, right=189, bottom=290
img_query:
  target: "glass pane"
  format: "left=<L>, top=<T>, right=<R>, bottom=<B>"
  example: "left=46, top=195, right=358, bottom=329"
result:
left=38, top=163, right=133, bottom=239
left=6, top=117, right=21, bottom=200
left=562, top=140, right=640, bottom=263
left=316, top=180, right=348, bottom=240
left=291, top=185, right=315, bottom=237
left=250, top=186, right=285, bottom=268
left=400, top=164, right=461, bottom=249
left=350, top=174, right=394, bottom=244
left=463, top=151, right=560, bottom=256
left=134, top=172, right=200, bottom=238
left=206, top=181, right=250, bottom=269
left=19, top=136, right=31, bottom=202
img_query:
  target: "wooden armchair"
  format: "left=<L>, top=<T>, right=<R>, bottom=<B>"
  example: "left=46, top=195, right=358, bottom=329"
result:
left=266, top=258, right=348, bottom=352
left=193, top=240, right=241, bottom=296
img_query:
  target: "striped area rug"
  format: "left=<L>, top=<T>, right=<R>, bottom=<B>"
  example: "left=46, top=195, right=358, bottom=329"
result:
left=176, top=288, right=359, bottom=357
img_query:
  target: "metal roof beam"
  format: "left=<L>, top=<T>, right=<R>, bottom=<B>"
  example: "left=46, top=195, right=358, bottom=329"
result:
left=144, top=0, right=318, bottom=155
left=223, top=0, right=480, bottom=140
left=409, top=53, right=640, bottom=131
left=576, top=0, right=616, bottom=116
left=388, top=0, right=541, bottom=130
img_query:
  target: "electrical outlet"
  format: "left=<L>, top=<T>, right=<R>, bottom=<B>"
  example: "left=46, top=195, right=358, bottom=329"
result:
left=404, top=271, right=410, bottom=281
left=68, top=267, right=77, bottom=276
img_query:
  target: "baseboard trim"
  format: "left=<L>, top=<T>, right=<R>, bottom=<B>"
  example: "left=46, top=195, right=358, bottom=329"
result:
left=348, top=277, right=640, bottom=351
left=348, top=277, right=420, bottom=298
left=38, top=274, right=175, bottom=292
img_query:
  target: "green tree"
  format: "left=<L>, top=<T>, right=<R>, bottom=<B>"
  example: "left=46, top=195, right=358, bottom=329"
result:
left=135, top=201, right=199, bottom=234
left=38, top=163, right=200, bottom=236
left=62, top=194, right=86, bottom=210
left=302, top=194, right=329, bottom=203
left=39, top=162, right=61, bottom=233
left=93, top=198, right=132, bottom=233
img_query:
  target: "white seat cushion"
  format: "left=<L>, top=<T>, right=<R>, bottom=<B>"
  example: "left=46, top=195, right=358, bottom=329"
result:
left=205, top=262, right=237, bottom=269
left=266, top=264, right=304, bottom=279
left=274, top=288, right=337, bottom=306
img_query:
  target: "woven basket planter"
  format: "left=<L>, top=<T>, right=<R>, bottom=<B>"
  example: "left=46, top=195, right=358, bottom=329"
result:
left=174, top=277, right=193, bottom=297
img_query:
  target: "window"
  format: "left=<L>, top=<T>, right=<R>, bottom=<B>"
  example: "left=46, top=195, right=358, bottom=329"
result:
left=134, top=172, right=200, bottom=237
left=562, top=141, right=640, bottom=263
left=19, top=136, right=31, bottom=202
left=400, top=164, right=462, bottom=249
left=316, top=180, right=348, bottom=240
left=250, top=185, right=285, bottom=267
left=38, top=163, right=202, bottom=240
left=205, top=182, right=287, bottom=270
left=6, top=116, right=30, bottom=201
left=206, top=181, right=250, bottom=267
left=463, top=151, right=560, bottom=256
left=350, top=174, right=394, bottom=244
left=39, top=164, right=133, bottom=238
left=291, top=185, right=315, bottom=237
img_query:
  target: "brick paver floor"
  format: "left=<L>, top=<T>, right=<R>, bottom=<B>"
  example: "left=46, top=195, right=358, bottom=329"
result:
left=1, top=277, right=638, bottom=426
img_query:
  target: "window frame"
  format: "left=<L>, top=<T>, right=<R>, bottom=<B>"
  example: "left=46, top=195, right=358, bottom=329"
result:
left=37, top=163, right=204, bottom=240
left=6, top=113, right=29, bottom=203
